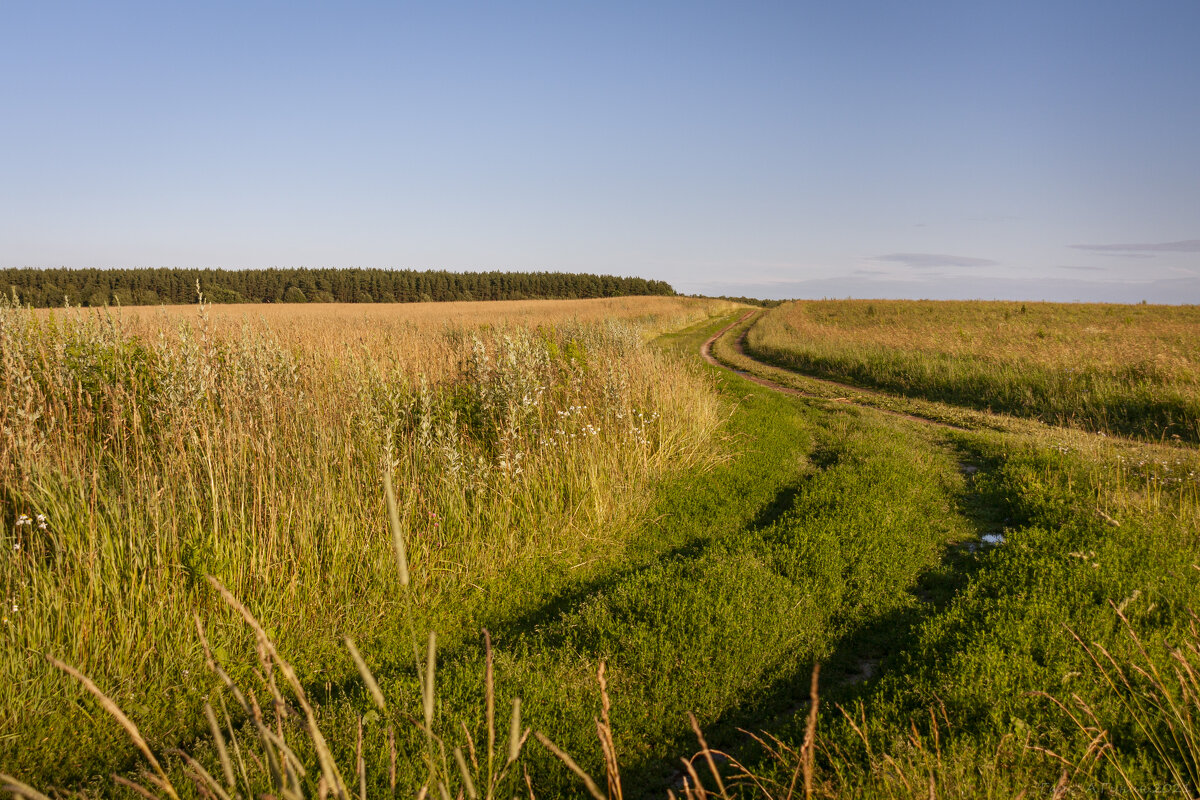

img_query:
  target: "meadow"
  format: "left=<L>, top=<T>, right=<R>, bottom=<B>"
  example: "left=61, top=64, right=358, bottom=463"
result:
left=3, top=296, right=1200, bottom=799
left=744, top=299, right=1200, bottom=443
left=0, top=295, right=732, bottom=784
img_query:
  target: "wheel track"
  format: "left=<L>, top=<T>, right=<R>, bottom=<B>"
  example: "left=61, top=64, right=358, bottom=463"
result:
left=702, top=310, right=966, bottom=430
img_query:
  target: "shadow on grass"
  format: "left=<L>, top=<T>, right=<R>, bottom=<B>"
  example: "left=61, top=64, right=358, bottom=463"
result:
left=300, top=425, right=1021, bottom=798
left=609, top=434, right=1014, bottom=797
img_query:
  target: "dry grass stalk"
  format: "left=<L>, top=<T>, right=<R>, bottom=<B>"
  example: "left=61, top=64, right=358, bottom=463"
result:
left=595, top=663, right=623, bottom=800
left=1055, top=604, right=1200, bottom=799
left=687, top=713, right=727, bottom=799
left=357, top=717, right=367, bottom=800
left=345, top=637, right=387, bottom=711
left=484, top=629, right=496, bottom=799
left=44, top=655, right=179, bottom=800
left=206, top=575, right=350, bottom=800
left=0, top=774, right=52, bottom=800
left=388, top=724, right=399, bottom=798
left=800, top=664, right=820, bottom=800
left=168, top=747, right=235, bottom=800
left=507, top=700, right=524, bottom=765
left=203, top=700, right=237, bottom=791
left=733, top=729, right=806, bottom=799
left=533, top=732, right=607, bottom=800
left=384, top=468, right=410, bottom=587
left=424, top=631, right=438, bottom=732
left=110, top=774, right=163, bottom=800
left=678, top=756, right=707, bottom=800
left=454, top=747, right=479, bottom=800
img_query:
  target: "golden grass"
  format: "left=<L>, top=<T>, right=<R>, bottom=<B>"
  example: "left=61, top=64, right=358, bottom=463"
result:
left=745, top=300, right=1200, bottom=441
left=1, top=294, right=736, bottom=779
left=75, top=296, right=735, bottom=383
left=756, top=300, right=1200, bottom=381
left=9, top=299, right=1200, bottom=798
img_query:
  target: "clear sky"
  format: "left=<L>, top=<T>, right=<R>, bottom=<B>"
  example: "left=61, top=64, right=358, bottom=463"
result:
left=3, top=1, right=1199, bottom=302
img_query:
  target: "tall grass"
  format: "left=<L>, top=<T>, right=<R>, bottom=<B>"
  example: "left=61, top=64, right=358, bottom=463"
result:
left=745, top=300, right=1200, bottom=443
left=0, top=295, right=729, bottom=780
left=95, top=295, right=733, bottom=373
left=8, top=300, right=1200, bottom=797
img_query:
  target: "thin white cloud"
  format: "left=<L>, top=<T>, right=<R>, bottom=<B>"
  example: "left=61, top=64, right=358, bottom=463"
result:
left=678, top=275, right=1200, bottom=304
left=873, top=253, right=998, bottom=268
left=1058, top=265, right=1107, bottom=272
left=1069, top=239, right=1200, bottom=253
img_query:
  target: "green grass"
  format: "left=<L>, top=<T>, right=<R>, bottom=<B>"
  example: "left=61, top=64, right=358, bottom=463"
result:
left=177, top=315, right=979, bottom=798
left=0, top=299, right=724, bottom=785
left=6, top=304, right=1200, bottom=798
left=713, top=315, right=1200, bottom=799
left=788, top=431, right=1200, bottom=797
left=491, top=339, right=980, bottom=795
left=745, top=299, right=1200, bottom=444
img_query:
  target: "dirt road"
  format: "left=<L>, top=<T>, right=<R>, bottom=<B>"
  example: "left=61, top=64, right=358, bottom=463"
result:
left=701, top=310, right=965, bottom=429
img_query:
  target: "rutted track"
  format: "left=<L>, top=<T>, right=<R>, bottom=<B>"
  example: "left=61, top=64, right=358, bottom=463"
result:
left=702, top=310, right=967, bottom=430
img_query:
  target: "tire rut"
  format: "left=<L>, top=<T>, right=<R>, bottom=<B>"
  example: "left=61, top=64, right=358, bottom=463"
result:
left=702, top=310, right=968, bottom=431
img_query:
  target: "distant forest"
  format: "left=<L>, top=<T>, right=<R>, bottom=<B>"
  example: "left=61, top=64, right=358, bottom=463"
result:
left=1, top=267, right=675, bottom=307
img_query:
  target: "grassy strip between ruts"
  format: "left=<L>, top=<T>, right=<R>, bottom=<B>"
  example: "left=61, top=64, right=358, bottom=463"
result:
left=707, top=311, right=1200, bottom=798
left=463, top=321, right=980, bottom=795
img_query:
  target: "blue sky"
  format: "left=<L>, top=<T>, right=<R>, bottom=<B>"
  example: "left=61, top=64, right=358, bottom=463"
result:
left=3, top=1, right=1199, bottom=302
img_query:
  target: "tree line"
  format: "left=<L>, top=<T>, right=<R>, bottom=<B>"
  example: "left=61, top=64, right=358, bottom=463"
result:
left=2, top=267, right=675, bottom=307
